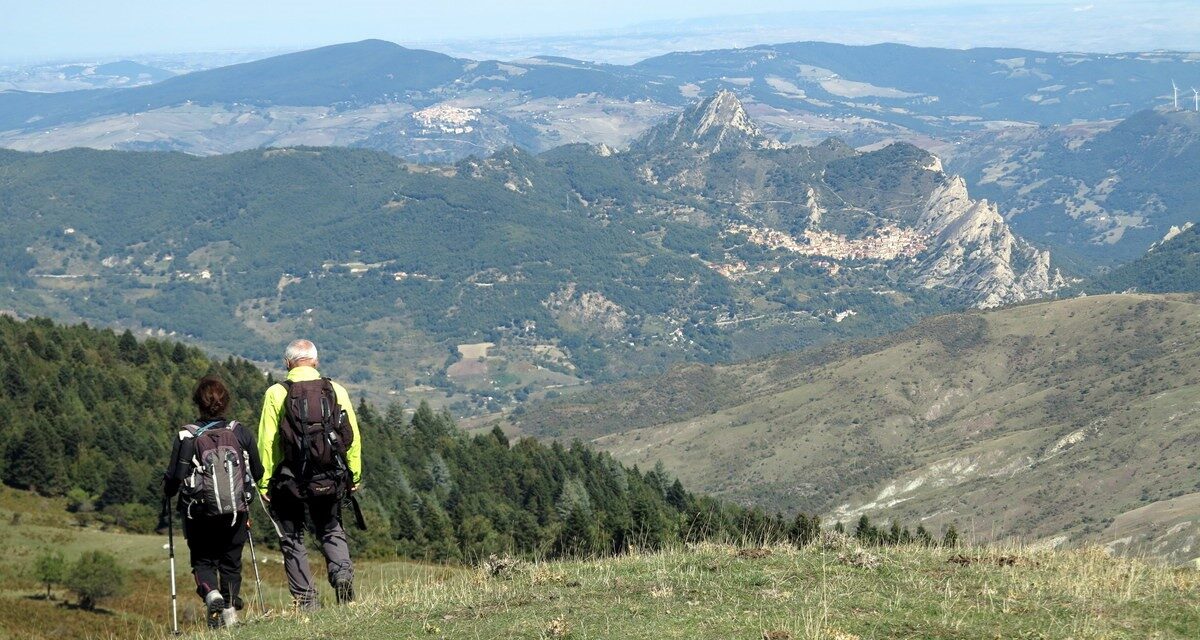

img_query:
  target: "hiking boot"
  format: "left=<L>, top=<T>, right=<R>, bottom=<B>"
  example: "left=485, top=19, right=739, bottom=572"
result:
left=204, top=590, right=226, bottom=628
left=294, top=595, right=321, bottom=612
left=335, top=577, right=355, bottom=605
left=221, top=607, right=239, bottom=627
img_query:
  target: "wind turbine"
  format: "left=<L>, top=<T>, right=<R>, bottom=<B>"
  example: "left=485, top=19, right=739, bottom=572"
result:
left=1172, top=80, right=1179, bottom=110
left=1194, top=87, right=1199, bottom=112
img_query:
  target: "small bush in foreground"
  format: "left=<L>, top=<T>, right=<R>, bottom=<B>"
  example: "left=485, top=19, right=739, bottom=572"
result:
left=66, top=551, right=127, bottom=611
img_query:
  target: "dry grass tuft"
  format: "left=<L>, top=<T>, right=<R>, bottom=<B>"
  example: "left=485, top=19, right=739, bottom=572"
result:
left=837, top=548, right=882, bottom=569
left=543, top=615, right=570, bottom=639
left=480, top=553, right=522, bottom=578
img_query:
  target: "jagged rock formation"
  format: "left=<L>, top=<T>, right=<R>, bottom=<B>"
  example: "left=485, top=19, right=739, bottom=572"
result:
left=627, top=90, right=1063, bottom=309
left=917, top=176, right=1065, bottom=308
left=631, top=90, right=783, bottom=155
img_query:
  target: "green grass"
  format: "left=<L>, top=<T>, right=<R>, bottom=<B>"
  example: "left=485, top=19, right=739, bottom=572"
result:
left=3, top=483, right=1199, bottom=639
left=0, top=487, right=460, bottom=640
left=175, top=541, right=1200, bottom=640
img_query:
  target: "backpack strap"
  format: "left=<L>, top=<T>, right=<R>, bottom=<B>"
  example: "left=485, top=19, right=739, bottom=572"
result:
left=193, top=420, right=225, bottom=437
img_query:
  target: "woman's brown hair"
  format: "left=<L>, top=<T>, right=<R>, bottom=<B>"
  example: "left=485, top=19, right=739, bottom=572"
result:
left=192, top=376, right=230, bottom=419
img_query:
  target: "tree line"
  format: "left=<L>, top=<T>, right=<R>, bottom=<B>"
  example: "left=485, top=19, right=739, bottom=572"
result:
left=0, top=315, right=959, bottom=564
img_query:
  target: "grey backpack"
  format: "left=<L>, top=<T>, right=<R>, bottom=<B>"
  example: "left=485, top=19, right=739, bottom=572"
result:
left=179, top=420, right=250, bottom=523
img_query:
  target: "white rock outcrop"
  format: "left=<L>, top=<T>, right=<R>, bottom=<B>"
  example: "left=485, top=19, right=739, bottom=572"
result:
left=916, top=175, right=1065, bottom=308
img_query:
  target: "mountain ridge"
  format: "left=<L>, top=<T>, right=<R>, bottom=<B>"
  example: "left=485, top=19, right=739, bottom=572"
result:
left=2, top=39, right=1196, bottom=163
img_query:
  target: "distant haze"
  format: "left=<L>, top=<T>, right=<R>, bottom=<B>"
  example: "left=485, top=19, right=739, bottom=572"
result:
left=2, top=0, right=1198, bottom=65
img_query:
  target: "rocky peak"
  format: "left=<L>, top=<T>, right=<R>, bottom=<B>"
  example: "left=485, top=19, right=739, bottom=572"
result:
left=916, top=176, right=1065, bottom=308
left=632, top=90, right=782, bottom=155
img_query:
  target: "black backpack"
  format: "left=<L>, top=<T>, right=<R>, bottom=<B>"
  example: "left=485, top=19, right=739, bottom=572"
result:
left=278, top=379, right=354, bottom=499
left=179, top=421, right=251, bottom=522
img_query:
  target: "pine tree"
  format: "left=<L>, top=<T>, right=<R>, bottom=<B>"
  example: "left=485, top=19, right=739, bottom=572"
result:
left=854, top=515, right=872, bottom=541
left=170, top=342, right=189, bottom=365
left=417, top=497, right=459, bottom=562
left=555, top=504, right=600, bottom=558
left=889, top=521, right=903, bottom=546
left=833, top=521, right=845, bottom=534
left=915, top=524, right=933, bottom=547
left=116, top=329, right=147, bottom=364
left=942, top=524, right=960, bottom=548
left=411, top=401, right=442, bottom=439
left=392, top=495, right=425, bottom=556
left=4, top=426, right=64, bottom=495
left=630, top=484, right=668, bottom=550
left=665, top=479, right=689, bottom=511
left=555, top=478, right=591, bottom=520
left=791, top=513, right=818, bottom=547
left=98, top=465, right=134, bottom=509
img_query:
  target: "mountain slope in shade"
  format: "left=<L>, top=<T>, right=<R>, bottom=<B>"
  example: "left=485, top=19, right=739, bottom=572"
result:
left=0, top=40, right=467, bottom=130
left=952, top=109, right=1200, bottom=269
left=506, top=293, right=1200, bottom=562
left=1088, top=222, right=1200, bottom=294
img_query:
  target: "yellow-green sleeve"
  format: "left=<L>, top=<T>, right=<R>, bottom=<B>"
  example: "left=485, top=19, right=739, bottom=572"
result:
left=333, top=383, right=363, bottom=485
left=256, top=384, right=287, bottom=494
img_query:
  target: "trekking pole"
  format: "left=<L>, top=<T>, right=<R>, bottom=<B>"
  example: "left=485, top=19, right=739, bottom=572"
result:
left=246, top=521, right=267, bottom=614
left=164, top=497, right=180, bottom=636
left=256, top=491, right=283, bottom=538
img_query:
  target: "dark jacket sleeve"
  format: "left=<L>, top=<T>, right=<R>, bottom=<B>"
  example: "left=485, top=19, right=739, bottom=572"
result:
left=163, top=430, right=194, bottom=498
left=238, top=423, right=265, bottom=483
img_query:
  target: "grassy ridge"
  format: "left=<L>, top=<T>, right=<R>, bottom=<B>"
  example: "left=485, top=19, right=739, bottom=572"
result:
left=190, top=541, right=1200, bottom=639
left=505, top=294, right=1200, bottom=560
left=3, top=435, right=1197, bottom=639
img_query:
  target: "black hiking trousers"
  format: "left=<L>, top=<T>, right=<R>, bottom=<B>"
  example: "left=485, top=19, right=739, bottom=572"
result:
left=184, top=512, right=248, bottom=606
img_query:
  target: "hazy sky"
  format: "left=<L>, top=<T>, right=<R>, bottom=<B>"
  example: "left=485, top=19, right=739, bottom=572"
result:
left=1, top=0, right=1195, bottom=63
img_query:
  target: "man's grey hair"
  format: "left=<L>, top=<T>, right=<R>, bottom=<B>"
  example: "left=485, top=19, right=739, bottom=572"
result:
left=284, top=339, right=318, bottom=364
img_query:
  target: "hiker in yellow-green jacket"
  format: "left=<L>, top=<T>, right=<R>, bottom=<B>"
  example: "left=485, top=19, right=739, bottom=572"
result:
left=257, top=339, right=362, bottom=610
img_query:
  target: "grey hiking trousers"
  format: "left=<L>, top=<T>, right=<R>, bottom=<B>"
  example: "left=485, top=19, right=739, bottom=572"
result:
left=268, top=491, right=353, bottom=608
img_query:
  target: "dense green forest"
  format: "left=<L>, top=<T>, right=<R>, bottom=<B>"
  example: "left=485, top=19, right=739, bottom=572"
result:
left=0, top=316, right=265, bottom=517
left=0, top=315, right=835, bottom=562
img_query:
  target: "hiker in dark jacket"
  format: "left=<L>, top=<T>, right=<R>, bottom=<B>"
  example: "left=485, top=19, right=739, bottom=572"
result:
left=163, top=375, right=264, bottom=629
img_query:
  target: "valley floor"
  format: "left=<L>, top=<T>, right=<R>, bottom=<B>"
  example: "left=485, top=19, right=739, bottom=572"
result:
left=205, top=541, right=1199, bottom=640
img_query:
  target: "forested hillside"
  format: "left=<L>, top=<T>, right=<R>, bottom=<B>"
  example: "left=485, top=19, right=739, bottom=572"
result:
left=0, top=316, right=780, bottom=563
left=953, top=109, right=1200, bottom=269
left=0, top=92, right=1072, bottom=419
left=1089, top=224, right=1200, bottom=294
left=0, top=316, right=264, bottom=515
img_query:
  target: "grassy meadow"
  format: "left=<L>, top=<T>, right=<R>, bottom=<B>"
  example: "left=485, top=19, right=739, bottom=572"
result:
left=2, top=486, right=1199, bottom=639
left=0, top=487, right=458, bottom=640
left=177, top=540, right=1199, bottom=640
